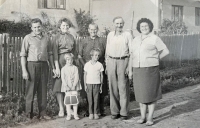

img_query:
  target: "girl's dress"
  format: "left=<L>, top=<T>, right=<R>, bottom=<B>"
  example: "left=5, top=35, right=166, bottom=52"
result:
left=61, top=65, right=82, bottom=92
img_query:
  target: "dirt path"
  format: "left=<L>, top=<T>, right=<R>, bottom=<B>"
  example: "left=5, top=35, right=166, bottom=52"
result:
left=15, top=84, right=200, bottom=128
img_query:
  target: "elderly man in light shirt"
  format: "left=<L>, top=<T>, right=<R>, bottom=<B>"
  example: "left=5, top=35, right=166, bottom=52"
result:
left=105, top=16, right=133, bottom=120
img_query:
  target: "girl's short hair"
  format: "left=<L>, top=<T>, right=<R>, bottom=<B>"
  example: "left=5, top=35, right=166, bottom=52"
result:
left=64, top=53, right=74, bottom=60
left=57, top=18, right=74, bottom=28
left=90, top=48, right=101, bottom=56
left=136, top=18, right=154, bottom=33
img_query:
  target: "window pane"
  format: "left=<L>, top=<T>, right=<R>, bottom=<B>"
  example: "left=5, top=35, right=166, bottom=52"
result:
left=38, top=0, right=45, bottom=8
left=57, top=0, right=64, bottom=9
left=47, top=0, right=56, bottom=8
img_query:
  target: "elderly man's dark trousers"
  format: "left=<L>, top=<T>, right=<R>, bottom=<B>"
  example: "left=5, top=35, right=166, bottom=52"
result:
left=25, top=61, right=49, bottom=116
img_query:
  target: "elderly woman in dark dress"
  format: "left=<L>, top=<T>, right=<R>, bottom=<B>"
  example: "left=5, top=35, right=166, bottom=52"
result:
left=52, top=18, right=77, bottom=117
left=129, top=18, right=169, bottom=126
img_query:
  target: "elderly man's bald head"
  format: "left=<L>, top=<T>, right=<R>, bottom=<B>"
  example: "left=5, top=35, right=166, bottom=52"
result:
left=113, top=16, right=125, bottom=24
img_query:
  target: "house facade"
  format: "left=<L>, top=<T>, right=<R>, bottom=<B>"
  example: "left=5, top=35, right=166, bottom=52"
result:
left=0, top=0, right=200, bottom=35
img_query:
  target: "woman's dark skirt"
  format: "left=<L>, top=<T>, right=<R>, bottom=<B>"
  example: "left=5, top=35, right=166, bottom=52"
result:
left=52, top=53, right=66, bottom=93
left=133, top=66, right=162, bottom=103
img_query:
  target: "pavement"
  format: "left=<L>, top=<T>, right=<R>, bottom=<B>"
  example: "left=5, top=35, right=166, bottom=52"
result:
left=15, top=84, right=200, bottom=128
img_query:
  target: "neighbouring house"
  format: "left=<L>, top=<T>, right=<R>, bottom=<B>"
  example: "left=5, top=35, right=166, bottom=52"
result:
left=1, top=0, right=200, bottom=35
left=90, top=0, right=200, bottom=35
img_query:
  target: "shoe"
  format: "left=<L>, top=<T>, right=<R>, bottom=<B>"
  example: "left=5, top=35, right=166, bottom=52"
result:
left=120, top=116, right=128, bottom=120
left=111, top=114, right=120, bottom=119
left=146, top=121, right=154, bottom=126
left=94, top=114, right=99, bottom=119
left=58, top=110, right=64, bottom=117
left=89, top=114, right=94, bottom=120
left=66, top=116, right=71, bottom=121
left=84, top=111, right=89, bottom=117
left=74, top=115, right=80, bottom=120
left=40, top=115, right=51, bottom=120
left=137, top=118, right=146, bottom=124
left=100, top=113, right=106, bottom=117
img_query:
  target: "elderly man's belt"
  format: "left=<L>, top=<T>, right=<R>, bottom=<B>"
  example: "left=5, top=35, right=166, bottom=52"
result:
left=109, top=56, right=127, bottom=59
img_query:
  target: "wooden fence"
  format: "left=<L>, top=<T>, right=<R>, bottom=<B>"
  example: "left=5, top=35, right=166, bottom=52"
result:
left=1, top=33, right=200, bottom=95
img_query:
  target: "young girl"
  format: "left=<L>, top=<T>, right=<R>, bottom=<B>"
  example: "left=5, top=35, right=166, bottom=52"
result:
left=84, top=48, right=104, bottom=120
left=61, top=53, right=81, bottom=120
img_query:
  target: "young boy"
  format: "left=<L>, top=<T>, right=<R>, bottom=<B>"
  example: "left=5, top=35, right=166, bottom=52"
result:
left=84, top=48, right=104, bottom=120
left=61, top=53, right=81, bottom=120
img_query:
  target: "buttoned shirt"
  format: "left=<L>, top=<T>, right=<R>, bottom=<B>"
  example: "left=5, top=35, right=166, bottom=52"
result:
left=131, top=33, right=167, bottom=67
left=20, top=32, right=52, bottom=61
left=52, top=32, right=77, bottom=61
left=79, top=36, right=106, bottom=63
left=105, top=31, right=132, bottom=58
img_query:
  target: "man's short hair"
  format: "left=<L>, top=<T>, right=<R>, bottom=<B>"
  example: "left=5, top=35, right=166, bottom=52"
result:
left=90, top=48, right=101, bottom=56
left=30, top=18, right=42, bottom=27
left=88, top=23, right=99, bottom=30
left=113, top=16, right=125, bottom=23
left=64, top=53, right=74, bottom=60
left=57, top=18, right=74, bottom=28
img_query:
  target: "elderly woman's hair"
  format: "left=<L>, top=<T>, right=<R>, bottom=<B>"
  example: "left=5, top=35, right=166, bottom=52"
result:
left=136, top=18, right=154, bottom=33
left=113, top=16, right=125, bottom=23
left=64, top=53, right=74, bottom=60
left=88, top=23, right=99, bottom=30
left=90, top=48, right=101, bottom=56
left=30, top=18, right=42, bottom=26
left=57, top=18, right=74, bottom=28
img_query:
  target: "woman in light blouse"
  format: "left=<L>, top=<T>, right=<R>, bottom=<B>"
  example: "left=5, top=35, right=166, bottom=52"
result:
left=129, top=18, right=169, bottom=126
left=52, top=18, right=77, bottom=117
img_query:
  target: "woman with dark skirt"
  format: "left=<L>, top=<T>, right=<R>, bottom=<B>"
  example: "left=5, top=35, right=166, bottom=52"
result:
left=128, top=18, right=169, bottom=126
left=52, top=18, right=77, bottom=117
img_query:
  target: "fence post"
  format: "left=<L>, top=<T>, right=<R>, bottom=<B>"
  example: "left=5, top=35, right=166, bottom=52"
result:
left=0, top=34, right=2, bottom=92
left=6, top=34, right=10, bottom=93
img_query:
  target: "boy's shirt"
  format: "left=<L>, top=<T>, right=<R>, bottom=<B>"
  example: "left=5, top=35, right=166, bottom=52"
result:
left=84, top=60, right=104, bottom=84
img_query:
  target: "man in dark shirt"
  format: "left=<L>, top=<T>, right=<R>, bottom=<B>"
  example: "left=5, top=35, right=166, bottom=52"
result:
left=78, top=23, right=108, bottom=116
left=20, top=18, right=54, bottom=119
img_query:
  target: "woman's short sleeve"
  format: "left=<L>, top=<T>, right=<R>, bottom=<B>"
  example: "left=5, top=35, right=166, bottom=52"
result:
left=155, top=36, right=167, bottom=52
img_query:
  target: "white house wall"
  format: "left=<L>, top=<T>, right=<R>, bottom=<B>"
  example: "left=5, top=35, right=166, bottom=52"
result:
left=91, top=0, right=160, bottom=36
left=162, top=0, right=200, bottom=32
left=0, top=0, right=90, bottom=24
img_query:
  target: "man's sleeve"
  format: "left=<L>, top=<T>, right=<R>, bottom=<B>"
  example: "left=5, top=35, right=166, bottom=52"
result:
left=20, top=35, right=29, bottom=57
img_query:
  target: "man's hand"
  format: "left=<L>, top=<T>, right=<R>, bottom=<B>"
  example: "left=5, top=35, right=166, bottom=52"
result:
left=85, top=84, right=88, bottom=92
left=22, top=70, right=29, bottom=80
left=125, top=67, right=129, bottom=76
left=52, top=69, right=57, bottom=78
left=55, top=68, right=60, bottom=78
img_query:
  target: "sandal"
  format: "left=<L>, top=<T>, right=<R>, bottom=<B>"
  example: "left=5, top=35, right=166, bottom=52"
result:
left=146, top=121, right=154, bottom=126
left=137, top=119, right=146, bottom=124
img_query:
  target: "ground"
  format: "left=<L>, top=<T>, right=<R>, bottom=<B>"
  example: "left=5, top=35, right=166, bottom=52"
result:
left=14, top=84, right=200, bottom=128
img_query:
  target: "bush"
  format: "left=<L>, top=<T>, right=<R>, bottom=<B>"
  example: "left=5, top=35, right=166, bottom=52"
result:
left=159, top=19, right=188, bottom=35
left=74, top=9, right=96, bottom=37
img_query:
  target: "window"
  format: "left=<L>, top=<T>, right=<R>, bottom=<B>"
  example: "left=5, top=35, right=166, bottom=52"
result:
left=172, top=5, right=183, bottom=22
left=38, top=0, right=65, bottom=9
left=195, top=7, right=200, bottom=26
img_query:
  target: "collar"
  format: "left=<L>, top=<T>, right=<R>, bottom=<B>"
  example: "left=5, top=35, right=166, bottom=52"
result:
left=31, top=32, right=44, bottom=38
left=60, top=31, right=70, bottom=35
left=88, top=35, right=99, bottom=40
left=114, top=30, right=123, bottom=36
left=140, top=33, right=153, bottom=40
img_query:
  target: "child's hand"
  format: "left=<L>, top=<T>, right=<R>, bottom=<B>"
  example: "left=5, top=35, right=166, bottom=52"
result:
left=100, top=84, right=102, bottom=94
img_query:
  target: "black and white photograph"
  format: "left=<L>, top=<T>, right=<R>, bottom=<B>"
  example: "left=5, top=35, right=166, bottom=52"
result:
left=0, top=0, right=200, bottom=128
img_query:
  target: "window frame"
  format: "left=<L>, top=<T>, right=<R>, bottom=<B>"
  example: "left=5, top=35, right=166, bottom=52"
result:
left=195, top=7, right=200, bottom=26
left=172, top=5, right=183, bottom=22
left=38, top=0, right=66, bottom=10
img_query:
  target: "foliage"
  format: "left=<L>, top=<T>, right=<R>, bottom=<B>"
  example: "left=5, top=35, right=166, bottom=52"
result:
left=74, top=9, right=96, bottom=37
left=159, top=19, right=188, bottom=35
left=0, top=11, right=57, bottom=37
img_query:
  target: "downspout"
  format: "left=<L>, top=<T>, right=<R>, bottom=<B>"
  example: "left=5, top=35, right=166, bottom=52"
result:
left=158, top=0, right=163, bottom=32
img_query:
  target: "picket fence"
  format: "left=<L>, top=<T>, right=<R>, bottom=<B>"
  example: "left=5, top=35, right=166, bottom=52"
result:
left=0, top=33, right=200, bottom=95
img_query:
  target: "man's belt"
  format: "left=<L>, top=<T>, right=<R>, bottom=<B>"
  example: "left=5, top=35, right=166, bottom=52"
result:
left=108, top=56, right=127, bottom=59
